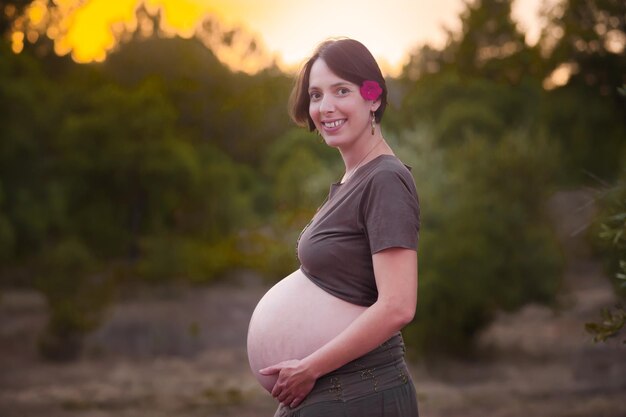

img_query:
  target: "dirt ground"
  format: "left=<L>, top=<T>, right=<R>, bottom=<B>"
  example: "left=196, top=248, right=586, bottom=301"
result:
left=1, top=190, right=625, bottom=417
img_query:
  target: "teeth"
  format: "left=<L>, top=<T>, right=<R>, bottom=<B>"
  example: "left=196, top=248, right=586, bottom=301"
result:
left=323, top=120, right=344, bottom=128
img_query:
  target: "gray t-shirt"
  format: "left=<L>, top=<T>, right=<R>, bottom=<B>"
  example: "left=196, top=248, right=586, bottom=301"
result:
left=297, top=154, right=420, bottom=307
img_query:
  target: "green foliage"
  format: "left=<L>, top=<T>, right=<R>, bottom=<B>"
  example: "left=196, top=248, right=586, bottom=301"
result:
left=240, top=227, right=300, bottom=281
left=540, top=0, right=625, bottom=181
left=35, top=238, right=112, bottom=361
left=0, top=1, right=32, bottom=38
left=394, top=128, right=563, bottom=354
left=2, top=0, right=624, bottom=360
left=399, top=72, right=543, bottom=147
left=598, top=212, right=626, bottom=281
left=541, top=0, right=626, bottom=102
left=398, top=0, right=625, bottom=183
left=539, top=86, right=626, bottom=182
left=591, top=169, right=626, bottom=295
left=54, top=79, right=197, bottom=257
left=0, top=38, right=271, bottom=358
left=249, top=128, right=342, bottom=281
left=585, top=304, right=626, bottom=343
left=263, top=129, right=339, bottom=211
left=447, top=0, right=541, bottom=82
left=136, top=235, right=242, bottom=283
left=183, top=143, right=259, bottom=240
left=0, top=42, right=63, bottom=261
left=587, top=170, right=626, bottom=344
left=0, top=183, right=15, bottom=262
left=102, top=36, right=293, bottom=165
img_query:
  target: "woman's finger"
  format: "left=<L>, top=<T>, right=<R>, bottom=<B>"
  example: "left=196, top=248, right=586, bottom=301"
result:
left=290, top=396, right=303, bottom=408
left=271, top=383, right=282, bottom=398
left=277, top=390, right=291, bottom=403
left=259, top=365, right=279, bottom=375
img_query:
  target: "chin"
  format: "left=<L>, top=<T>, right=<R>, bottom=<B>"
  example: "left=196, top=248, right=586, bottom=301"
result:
left=322, top=134, right=349, bottom=149
left=323, top=139, right=341, bottom=149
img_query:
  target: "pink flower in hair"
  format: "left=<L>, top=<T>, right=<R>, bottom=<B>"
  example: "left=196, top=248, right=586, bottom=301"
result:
left=360, top=80, right=382, bottom=101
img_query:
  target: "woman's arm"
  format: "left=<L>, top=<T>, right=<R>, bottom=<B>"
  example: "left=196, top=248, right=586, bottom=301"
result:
left=259, top=247, right=418, bottom=408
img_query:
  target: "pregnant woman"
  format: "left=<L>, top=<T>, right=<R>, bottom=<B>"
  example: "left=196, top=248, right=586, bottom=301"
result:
left=247, top=38, right=421, bottom=417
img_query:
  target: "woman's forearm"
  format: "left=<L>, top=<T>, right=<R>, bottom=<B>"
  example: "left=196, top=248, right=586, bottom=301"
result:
left=300, top=298, right=413, bottom=380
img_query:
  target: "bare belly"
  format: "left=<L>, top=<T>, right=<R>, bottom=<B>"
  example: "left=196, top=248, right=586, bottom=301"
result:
left=246, top=269, right=367, bottom=392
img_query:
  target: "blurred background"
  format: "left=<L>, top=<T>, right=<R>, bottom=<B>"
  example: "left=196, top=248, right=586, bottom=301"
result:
left=0, top=0, right=625, bottom=416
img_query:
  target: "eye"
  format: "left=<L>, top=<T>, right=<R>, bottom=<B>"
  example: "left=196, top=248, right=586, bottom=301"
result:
left=337, top=87, right=351, bottom=96
left=309, top=91, right=322, bottom=101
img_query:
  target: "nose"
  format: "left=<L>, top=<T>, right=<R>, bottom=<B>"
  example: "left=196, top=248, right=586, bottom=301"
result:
left=319, top=94, right=335, bottom=114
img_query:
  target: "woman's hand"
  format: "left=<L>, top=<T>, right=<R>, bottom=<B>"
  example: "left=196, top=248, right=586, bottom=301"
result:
left=259, top=359, right=317, bottom=408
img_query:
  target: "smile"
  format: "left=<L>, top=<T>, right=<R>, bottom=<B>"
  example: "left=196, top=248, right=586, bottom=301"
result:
left=322, top=119, right=345, bottom=128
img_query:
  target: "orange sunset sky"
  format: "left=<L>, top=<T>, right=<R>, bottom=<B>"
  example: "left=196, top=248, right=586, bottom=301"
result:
left=16, top=0, right=549, bottom=75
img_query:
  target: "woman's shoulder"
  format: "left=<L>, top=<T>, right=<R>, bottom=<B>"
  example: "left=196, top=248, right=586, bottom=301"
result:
left=367, top=155, right=415, bottom=184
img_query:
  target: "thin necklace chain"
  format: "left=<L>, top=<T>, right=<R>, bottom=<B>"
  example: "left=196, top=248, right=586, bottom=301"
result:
left=342, top=138, right=383, bottom=184
left=296, top=137, right=383, bottom=260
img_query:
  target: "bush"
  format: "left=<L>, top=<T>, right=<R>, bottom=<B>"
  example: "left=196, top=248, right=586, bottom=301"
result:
left=393, top=127, right=563, bottom=355
left=593, top=169, right=626, bottom=296
left=136, top=235, right=243, bottom=283
left=36, top=238, right=112, bottom=361
left=586, top=168, right=626, bottom=344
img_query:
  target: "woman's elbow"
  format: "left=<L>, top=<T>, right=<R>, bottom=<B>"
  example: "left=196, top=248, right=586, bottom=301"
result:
left=386, top=301, right=416, bottom=328
left=398, top=305, right=416, bottom=326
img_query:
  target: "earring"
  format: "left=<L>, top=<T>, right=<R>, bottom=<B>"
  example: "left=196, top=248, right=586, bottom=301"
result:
left=371, top=111, right=376, bottom=135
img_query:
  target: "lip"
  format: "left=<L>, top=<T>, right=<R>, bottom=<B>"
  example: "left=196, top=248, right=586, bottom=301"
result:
left=320, top=118, right=346, bottom=133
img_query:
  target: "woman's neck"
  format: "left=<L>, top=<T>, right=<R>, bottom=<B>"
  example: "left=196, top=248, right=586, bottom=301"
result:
left=338, top=131, right=393, bottom=183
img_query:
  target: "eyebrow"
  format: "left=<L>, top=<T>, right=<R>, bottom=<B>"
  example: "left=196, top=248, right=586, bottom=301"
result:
left=308, top=81, right=351, bottom=92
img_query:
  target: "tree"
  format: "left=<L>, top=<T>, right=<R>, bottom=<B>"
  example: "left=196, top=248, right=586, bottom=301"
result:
left=102, top=35, right=292, bottom=165
left=0, top=40, right=62, bottom=265
left=0, top=0, right=32, bottom=39
left=36, top=238, right=111, bottom=361
left=404, top=0, right=543, bottom=83
left=537, top=0, right=626, bottom=181
left=541, top=0, right=626, bottom=102
left=398, top=72, right=543, bottom=146
left=586, top=161, right=626, bottom=344
left=394, top=128, right=563, bottom=354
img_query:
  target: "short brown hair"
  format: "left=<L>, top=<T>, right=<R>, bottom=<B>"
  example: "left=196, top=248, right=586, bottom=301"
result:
left=289, top=38, right=388, bottom=132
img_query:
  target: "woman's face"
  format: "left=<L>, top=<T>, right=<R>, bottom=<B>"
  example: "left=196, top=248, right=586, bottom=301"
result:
left=308, top=59, right=379, bottom=150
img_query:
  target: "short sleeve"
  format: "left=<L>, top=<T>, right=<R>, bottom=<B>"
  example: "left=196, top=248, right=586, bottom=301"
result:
left=361, top=169, right=421, bottom=254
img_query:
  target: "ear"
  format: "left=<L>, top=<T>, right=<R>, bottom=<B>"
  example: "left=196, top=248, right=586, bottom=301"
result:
left=370, top=98, right=381, bottom=113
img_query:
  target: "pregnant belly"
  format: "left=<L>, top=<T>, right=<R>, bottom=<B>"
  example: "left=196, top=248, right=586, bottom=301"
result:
left=246, top=269, right=367, bottom=392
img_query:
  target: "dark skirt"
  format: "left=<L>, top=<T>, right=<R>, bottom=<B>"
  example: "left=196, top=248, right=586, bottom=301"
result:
left=273, top=333, right=419, bottom=417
